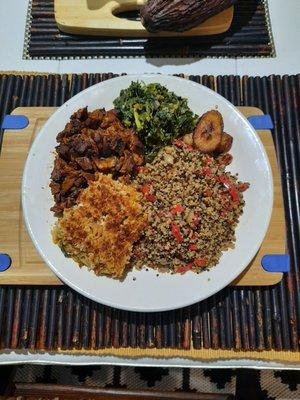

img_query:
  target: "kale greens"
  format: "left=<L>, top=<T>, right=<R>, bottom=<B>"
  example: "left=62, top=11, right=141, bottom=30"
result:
left=113, top=82, right=199, bottom=161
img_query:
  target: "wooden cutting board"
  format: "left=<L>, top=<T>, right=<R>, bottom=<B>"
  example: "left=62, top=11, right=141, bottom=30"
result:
left=54, top=0, right=234, bottom=37
left=0, top=107, right=285, bottom=286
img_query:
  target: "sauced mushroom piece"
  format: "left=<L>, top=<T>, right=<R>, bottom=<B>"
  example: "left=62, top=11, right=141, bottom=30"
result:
left=50, top=107, right=145, bottom=215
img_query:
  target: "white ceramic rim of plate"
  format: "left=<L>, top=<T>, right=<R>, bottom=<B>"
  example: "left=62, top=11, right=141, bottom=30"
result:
left=22, top=74, right=273, bottom=312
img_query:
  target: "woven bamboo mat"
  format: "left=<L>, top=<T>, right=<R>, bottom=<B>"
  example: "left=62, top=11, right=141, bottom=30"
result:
left=0, top=74, right=299, bottom=360
left=23, top=0, right=275, bottom=59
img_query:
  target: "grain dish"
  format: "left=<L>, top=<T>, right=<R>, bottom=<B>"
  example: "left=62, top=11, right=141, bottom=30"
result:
left=133, top=144, right=249, bottom=274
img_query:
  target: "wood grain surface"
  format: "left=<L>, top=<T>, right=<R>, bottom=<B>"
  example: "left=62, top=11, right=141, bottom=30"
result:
left=0, top=106, right=284, bottom=286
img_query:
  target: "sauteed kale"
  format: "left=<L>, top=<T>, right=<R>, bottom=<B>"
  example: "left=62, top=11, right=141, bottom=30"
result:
left=113, top=82, right=198, bottom=160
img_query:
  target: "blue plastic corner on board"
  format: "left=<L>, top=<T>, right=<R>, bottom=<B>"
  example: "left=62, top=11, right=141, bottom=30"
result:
left=248, top=115, right=274, bottom=130
left=261, top=255, right=290, bottom=273
left=1, top=115, right=29, bottom=130
left=0, top=253, right=12, bottom=272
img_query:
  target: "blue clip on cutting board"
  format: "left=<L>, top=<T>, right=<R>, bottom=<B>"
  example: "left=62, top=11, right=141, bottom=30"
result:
left=0, top=107, right=286, bottom=285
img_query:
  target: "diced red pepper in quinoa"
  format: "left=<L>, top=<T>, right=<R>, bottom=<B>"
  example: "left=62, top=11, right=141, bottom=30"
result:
left=201, top=167, right=212, bottom=177
left=177, top=262, right=194, bottom=274
left=141, top=184, right=151, bottom=195
left=137, top=166, right=149, bottom=174
left=188, top=244, right=198, bottom=252
left=146, top=193, right=157, bottom=202
left=219, top=175, right=231, bottom=188
left=141, top=184, right=156, bottom=202
left=194, top=258, right=207, bottom=268
left=177, top=258, right=207, bottom=274
left=203, top=189, right=213, bottom=197
left=170, top=204, right=185, bottom=215
left=217, top=153, right=233, bottom=166
left=238, top=182, right=250, bottom=192
left=219, top=176, right=240, bottom=203
left=229, top=187, right=239, bottom=203
left=171, top=223, right=184, bottom=244
left=203, top=155, right=214, bottom=166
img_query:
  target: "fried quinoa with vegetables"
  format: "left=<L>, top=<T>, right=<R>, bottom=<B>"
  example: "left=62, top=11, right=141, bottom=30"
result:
left=52, top=173, right=147, bottom=279
left=132, top=144, right=249, bottom=274
left=113, top=82, right=199, bottom=161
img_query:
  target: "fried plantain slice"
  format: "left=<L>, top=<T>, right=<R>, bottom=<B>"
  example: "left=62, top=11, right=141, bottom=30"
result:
left=193, top=110, right=223, bottom=153
left=216, top=132, right=233, bottom=154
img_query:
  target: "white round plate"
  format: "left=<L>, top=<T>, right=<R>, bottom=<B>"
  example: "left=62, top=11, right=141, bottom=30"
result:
left=22, top=75, right=273, bottom=312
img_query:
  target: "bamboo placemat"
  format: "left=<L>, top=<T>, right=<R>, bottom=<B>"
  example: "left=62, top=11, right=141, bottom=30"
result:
left=0, top=74, right=299, bottom=361
left=23, top=0, right=275, bottom=59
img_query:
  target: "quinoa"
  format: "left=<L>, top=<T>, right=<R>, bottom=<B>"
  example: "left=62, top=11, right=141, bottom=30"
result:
left=132, top=144, right=249, bottom=274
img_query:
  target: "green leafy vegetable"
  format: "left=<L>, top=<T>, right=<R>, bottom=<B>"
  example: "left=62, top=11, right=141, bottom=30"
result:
left=113, top=82, right=199, bottom=160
